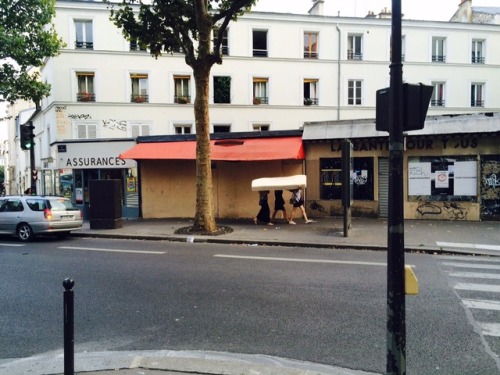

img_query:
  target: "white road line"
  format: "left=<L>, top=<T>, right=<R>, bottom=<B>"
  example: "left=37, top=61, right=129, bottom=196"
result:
left=0, top=243, right=24, bottom=247
left=463, top=299, right=500, bottom=311
left=478, top=323, right=500, bottom=337
left=436, top=241, right=500, bottom=252
left=214, top=254, right=389, bottom=267
left=435, top=255, right=500, bottom=262
left=455, top=283, right=500, bottom=293
left=59, top=246, right=165, bottom=255
left=442, top=262, right=500, bottom=270
left=449, top=272, right=500, bottom=280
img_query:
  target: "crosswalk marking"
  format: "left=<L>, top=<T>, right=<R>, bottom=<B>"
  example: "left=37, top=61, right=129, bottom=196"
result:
left=462, top=299, right=500, bottom=311
left=455, top=283, right=500, bottom=293
left=442, top=257, right=500, bottom=338
left=442, top=262, right=500, bottom=270
left=448, top=272, right=500, bottom=280
left=478, top=323, right=500, bottom=337
left=436, top=241, right=500, bottom=252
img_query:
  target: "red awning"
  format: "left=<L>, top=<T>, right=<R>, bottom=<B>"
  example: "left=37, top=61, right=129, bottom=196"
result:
left=120, top=137, right=304, bottom=161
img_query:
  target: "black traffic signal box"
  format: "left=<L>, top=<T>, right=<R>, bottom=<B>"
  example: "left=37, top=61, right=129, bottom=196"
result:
left=20, top=121, right=35, bottom=150
left=376, top=83, right=433, bottom=132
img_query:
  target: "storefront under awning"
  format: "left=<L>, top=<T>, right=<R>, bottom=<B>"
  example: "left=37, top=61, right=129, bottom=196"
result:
left=119, top=136, right=305, bottom=161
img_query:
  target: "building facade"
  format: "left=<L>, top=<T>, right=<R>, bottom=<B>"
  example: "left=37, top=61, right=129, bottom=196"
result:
left=6, top=0, right=500, bottom=219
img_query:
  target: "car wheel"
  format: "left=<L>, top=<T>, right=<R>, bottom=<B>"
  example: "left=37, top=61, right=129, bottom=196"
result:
left=17, top=223, right=34, bottom=242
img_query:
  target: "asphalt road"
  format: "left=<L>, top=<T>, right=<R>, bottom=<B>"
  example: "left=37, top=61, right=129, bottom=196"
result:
left=1, top=236, right=499, bottom=374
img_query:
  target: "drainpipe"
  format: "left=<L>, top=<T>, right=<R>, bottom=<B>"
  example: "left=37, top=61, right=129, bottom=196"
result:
left=336, top=24, right=341, bottom=120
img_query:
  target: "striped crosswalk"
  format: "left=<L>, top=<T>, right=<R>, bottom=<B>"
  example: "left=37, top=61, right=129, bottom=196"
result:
left=439, top=254, right=500, bottom=338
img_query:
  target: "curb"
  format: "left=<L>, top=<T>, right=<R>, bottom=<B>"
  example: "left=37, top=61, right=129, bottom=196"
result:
left=0, top=350, right=381, bottom=375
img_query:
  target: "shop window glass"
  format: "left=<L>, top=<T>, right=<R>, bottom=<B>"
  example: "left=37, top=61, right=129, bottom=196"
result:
left=320, top=157, right=374, bottom=200
left=408, top=156, right=477, bottom=202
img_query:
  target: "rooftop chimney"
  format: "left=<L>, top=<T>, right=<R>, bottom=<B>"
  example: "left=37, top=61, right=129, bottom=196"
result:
left=378, top=7, right=392, bottom=19
left=365, top=11, right=377, bottom=18
left=308, top=0, right=325, bottom=16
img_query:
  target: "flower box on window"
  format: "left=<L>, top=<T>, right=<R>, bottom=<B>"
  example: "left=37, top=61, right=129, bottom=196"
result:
left=253, top=97, right=262, bottom=105
left=79, top=92, right=94, bottom=102
left=133, top=95, right=147, bottom=103
left=176, top=96, right=190, bottom=104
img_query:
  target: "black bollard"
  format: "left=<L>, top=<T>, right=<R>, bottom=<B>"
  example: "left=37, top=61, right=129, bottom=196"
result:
left=63, top=278, right=75, bottom=375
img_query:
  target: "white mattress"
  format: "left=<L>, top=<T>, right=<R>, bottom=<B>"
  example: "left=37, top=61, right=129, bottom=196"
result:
left=251, top=175, right=307, bottom=191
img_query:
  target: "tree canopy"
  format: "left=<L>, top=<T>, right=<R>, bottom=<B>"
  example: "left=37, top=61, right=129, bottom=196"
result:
left=110, top=0, right=257, bottom=233
left=0, top=0, right=64, bottom=104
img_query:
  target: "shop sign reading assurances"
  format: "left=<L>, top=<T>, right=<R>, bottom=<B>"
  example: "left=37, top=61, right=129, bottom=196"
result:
left=57, top=141, right=137, bottom=169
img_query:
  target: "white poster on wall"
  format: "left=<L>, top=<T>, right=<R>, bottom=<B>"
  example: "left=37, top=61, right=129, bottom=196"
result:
left=454, top=161, right=477, bottom=195
left=408, top=162, right=431, bottom=195
left=435, top=170, right=449, bottom=188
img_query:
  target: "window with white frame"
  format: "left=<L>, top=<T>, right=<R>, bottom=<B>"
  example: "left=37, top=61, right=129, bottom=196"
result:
left=471, top=83, right=484, bottom=107
left=432, top=37, right=446, bottom=62
left=348, top=80, right=362, bottom=105
left=347, top=34, right=362, bottom=60
left=253, top=124, right=270, bottom=132
left=213, top=76, right=231, bottom=104
left=130, top=122, right=151, bottom=138
left=252, top=30, right=268, bottom=57
left=221, top=29, right=229, bottom=55
left=130, top=74, right=148, bottom=102
left=304, top=32, right=318, bottom=59
left=471, top=39, right=485, bottom=64
left=76, top=72, right=95, bottom=102
left=74, top=20, right=93, bottom=49
left=76, top=122, right=98, bottom=139
left=174, top=75, right=191, bottom=103
left=213, top=124, right=231, bottom=133
left=174, top=124, right=192, bottom=134
left=431, top=82, right=445, bottom=107
left=253, top=78, right=268, bottom=104
left=304, top=79, right=318, bottom=105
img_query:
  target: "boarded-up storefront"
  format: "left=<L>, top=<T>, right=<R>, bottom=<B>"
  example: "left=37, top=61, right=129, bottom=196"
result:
left=120, top=131, right=305, bottom=219
left=303, top=113, right=500, bottom=221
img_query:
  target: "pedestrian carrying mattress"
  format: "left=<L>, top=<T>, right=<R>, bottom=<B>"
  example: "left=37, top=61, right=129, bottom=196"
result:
left=251, top=175, right=307, bottom=191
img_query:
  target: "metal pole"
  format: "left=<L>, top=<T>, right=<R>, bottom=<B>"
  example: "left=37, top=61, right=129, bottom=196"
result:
left=387, top=0, right=406, bottom=374
left=30, top=146, right=36, bottom=194
left=63, top=278, right=75, bottom=375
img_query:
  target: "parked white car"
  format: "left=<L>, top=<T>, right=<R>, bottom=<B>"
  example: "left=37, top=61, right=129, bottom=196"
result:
left=0, top=196, right=83, bottom=241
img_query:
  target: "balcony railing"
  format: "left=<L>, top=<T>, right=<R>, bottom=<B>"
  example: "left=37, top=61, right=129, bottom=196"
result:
left=253, top=49, right=268, bottom=57
left=77, top=92, right=95, bottom=102
left=347, top=50, right=363, bottom=60
left=174, top=95, right=191, bottom=104
left=432, top=55, right=446, bottom=62
left=471, top=100, right=484, bottom=107
left=472, top=55, right=485, bottom=64
left=131, top=94, right=149, bottom=103
left=431, top=99, right=445, bottom=107
left=304, top=97, right=319, bottom=106
left=304, top=51, right=318, bottom=59
left=75, top=41, right=93, bottom=49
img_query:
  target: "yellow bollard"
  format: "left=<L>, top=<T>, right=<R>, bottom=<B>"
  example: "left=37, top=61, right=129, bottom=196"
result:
left=405, top=265, right=419, bottom=295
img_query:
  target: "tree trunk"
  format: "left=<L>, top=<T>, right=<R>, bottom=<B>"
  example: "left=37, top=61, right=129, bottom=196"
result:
left=192, top=66, right=217, bottom=232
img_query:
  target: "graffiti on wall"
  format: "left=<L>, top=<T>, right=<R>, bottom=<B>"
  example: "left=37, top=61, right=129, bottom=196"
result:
left=68, top=114, right=92, bottom=120
left=480, top=156, right=500, bottom=219
left=102, top=119, right=127, bottom=131
left=416, top=201, right=468, bottom=220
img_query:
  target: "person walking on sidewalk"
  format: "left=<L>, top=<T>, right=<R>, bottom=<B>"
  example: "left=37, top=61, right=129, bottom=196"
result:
left=288, top=187, right=314, bottom=225
left=271, top=190, right=287, bottom=223
left=253, top=190, right=274, bottom=226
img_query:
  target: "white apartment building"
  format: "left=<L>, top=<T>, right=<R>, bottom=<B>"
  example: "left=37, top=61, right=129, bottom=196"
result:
left=7, top=0, right=500, bottom=218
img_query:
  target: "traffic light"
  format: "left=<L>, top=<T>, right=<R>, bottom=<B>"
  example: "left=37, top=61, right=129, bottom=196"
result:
left=20, top=121, right=35, bottom=150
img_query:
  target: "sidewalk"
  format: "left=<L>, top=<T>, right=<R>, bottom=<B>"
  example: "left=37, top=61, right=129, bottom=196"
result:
left=2, top=217, right=499, bottom=375
left=76, top=216, right=500, bottom=256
